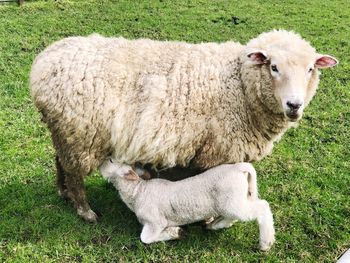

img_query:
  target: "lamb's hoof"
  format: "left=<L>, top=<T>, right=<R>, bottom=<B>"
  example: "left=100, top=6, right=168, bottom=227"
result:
left=259, top=238, right=275, bottom=252
left=204, top=217, right=215, bottom=225
left=205, top=217, right=220, bottom=230
left=178, top=228, right=186, bottom=239
left=168, top=227, right=185, bottom=239
left=77, top=207, right=98, bottom=223
left=260, top=224, right=275, bottom=251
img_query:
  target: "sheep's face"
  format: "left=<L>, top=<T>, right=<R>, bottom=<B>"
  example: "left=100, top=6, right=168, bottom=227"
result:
left=247, top=51, right=338, bottom=122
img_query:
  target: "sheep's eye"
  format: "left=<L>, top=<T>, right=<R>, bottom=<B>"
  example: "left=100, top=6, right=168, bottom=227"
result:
left=271, top=65, right=278, bottom=72
left=308, top=67, right=313, bottom=73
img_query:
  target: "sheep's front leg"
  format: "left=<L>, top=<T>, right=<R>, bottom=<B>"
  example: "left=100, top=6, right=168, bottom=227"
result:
left=64, top=168, right=98, bottom=223
left=140, top=224, right=184, bottom=244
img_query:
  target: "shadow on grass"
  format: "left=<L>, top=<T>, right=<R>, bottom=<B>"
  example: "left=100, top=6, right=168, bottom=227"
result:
left=0, top=176, right=137, bottom=241
left=0, top=174, right=265, bottom=262
left=0, top=175, right=241, bottom=244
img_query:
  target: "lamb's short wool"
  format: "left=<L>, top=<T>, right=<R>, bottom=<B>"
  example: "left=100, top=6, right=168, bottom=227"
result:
left=100, top=159, right=275, bottom=251
left=30, top=30, right=338, bottom=221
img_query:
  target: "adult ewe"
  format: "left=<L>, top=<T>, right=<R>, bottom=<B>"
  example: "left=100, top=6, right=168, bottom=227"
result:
left=30, top=30, right=338, bottom=222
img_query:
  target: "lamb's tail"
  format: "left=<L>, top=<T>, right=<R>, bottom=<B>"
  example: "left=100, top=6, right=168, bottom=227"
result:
left=234, top=162, right=258, bottom=200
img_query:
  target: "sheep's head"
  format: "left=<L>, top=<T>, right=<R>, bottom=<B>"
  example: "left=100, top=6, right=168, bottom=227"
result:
left=242, top=30, right=338, bottom=122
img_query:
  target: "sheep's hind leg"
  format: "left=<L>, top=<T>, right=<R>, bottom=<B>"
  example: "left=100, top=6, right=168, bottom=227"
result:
left=140, top=224, right=184, bottom=244
left=64, top=170, right=98, bottom=223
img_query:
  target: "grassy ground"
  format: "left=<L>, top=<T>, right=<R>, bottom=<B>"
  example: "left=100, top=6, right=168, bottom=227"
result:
left=0, top=0, right=349, bottom=262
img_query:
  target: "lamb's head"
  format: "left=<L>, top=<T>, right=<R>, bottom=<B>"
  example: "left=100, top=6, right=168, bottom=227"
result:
left=99, top=158, right=140, bottom=182
left=241, top=30, right=338, bottom=122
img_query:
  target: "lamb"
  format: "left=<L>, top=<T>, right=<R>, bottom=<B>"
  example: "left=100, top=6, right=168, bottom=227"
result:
left=30, top=30, right=338, bottom=222
left=100, top=159, right=275, bottom=251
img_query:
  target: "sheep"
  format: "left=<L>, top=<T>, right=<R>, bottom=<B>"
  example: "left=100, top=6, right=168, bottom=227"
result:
left=100, top=159, right=275, bottom=251
left=30, top=30, right=338, bottom=222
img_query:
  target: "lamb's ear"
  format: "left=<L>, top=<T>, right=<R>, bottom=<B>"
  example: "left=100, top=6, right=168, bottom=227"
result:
left=124, top=170, right=139, bottom=181
left=139, top=171, right=151, bottom=180
left=315, top=55, right=338, bottom=69
left=247, top=51, right=269, bottom=64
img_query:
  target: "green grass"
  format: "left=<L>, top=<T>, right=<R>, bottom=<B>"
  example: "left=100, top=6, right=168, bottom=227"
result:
left=0, top=0, right=349, bottom=262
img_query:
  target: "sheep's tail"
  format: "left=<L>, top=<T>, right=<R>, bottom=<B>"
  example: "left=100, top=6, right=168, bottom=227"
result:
left=234, top=162, right=258, bottom=200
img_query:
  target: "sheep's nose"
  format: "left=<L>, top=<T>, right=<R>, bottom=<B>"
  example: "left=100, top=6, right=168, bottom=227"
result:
left=286, top=101, right=302, bottom=111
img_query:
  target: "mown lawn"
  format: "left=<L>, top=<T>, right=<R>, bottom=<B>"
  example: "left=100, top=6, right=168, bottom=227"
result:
left=0, top=0, right=349, bottom=262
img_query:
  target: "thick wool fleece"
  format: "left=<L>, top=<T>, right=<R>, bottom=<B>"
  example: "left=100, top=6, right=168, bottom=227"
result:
left=30, top=30, right=321, bottom=176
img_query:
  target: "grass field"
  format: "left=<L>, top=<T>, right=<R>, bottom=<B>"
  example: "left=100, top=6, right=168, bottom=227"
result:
left=0, top=0, right=349, bottom=262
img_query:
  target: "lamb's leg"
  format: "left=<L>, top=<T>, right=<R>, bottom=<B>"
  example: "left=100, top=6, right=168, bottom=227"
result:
left=64, top=170, right=98, bottom=223
left=140, top=224, right=184, bottom=244
left=255, top=200, right=275, bottom=251
left=220, top=199, right=275, bottom=251
left=55, top=155, right=68, bottom=199
left=206, top=216, right=235, bottom=230
left=161, top=226, right=185, bottom=240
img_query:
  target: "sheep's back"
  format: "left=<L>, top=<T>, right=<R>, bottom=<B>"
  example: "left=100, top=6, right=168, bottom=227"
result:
left=30, top=35, right=118, bottom=173
left=30, top=35, right=244, bottom=171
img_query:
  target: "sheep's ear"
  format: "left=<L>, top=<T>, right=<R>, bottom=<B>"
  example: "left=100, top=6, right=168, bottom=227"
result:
left=124, top=170, right=139, bottom=181
left=315, top=55, right=338, bottom=68
left=247, top=51, right=269, bottom=64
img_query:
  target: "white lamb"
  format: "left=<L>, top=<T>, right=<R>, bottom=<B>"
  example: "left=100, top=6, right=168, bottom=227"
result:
left=100, top=159, right=275, bottom=251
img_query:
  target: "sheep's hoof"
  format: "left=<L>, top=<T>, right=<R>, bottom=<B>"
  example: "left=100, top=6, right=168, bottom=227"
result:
left=77, top=207, right=98, bottom=223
